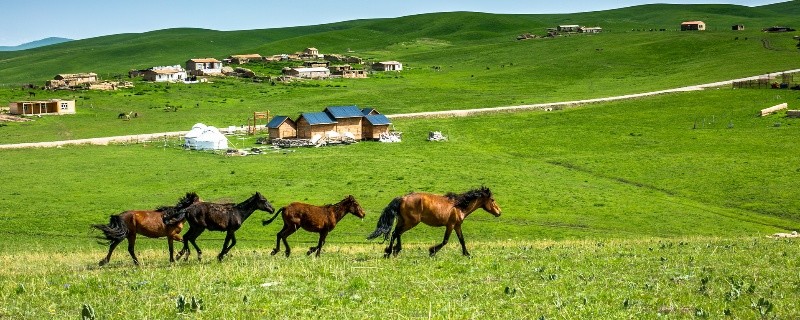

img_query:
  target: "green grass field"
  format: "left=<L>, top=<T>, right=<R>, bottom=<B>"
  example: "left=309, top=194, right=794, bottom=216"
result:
left=1, top=3, right=800, bottom=319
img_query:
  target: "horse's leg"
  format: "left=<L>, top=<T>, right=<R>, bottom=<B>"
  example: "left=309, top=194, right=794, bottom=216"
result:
left=99, top=239, right=123, bottom=266
left=218, top=230, right=237, bottom=261
left=189, top=230, right=204, bottom=261
left=308, top=231, right=328, bottom=257
left=271, top=224, right=288, bottom=255
left=384, top=216, right=403, bottom=257
left=454, top=224, right=470, bottom=257
left=127, top=234, right=139, bottom=265
left=429, top=225, right=453, bottom=257
left=169, top=233, right=183, bottom=263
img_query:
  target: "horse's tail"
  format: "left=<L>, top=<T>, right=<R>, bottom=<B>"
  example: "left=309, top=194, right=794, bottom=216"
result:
left=262, top=207, right=284, bottom=226
left=92, top=215, right=128, bottom=244
left=161, top=208, right=186, bottom=226
left=367, top=197, right=402, bottom=242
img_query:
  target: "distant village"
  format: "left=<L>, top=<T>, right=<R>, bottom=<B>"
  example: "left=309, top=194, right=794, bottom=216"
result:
left=517, top=21, right=796, bottom=40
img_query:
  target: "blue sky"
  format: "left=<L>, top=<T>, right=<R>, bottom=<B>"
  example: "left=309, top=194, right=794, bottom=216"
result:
left=0, top=0, right=781, bottom=46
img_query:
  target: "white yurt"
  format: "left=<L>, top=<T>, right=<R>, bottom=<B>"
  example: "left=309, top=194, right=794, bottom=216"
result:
left=185, top=123, right=229, bottom=150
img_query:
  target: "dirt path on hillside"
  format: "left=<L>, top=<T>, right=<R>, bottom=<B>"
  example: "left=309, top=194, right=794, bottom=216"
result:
left=2, top=69, right=798, bottom=150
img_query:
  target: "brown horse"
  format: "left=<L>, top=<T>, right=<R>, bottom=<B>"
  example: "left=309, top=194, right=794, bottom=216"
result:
left=262, top=195, right=365, bottom=257
left=93, top=192, right=201, bottom=266
left=367, top=187, right=501, bottom=257
left=165, top=192, right=275, bottom=262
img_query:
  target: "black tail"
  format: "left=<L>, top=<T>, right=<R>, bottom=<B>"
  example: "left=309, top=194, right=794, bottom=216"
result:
left=262, top=207, right=284, bottom=226
left=92, top=215, right=128, bottom=244
left=161, top=208, right=186, bottom=226
left=367, top=197, right=402, bottom=242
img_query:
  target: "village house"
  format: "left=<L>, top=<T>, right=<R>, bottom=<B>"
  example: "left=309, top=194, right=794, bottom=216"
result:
left=186, top=58, right=223, bottom=76
left=329, top=65, right=367, bottom=79
left=580, top=27, right=603, bottom=33
left=304, top=61, right=330, bottom=68
left=324, top=106, right=364, bottom=140
left=267, top=116, right=297, bottom=140
left=557, top=25, right=581, bottom=33
left=144, top=65, right=187, bottom=82
left=301, top=48, right=322, bottom=59
left=681, top=21, right=706, bottom=31
left=227, top=54, right=263, bottom=64
left=8, top=99, right=76, bottom=115
left=362, top=114, right=392, bottom=140
left=45, top=73, right=98, bottom=89
left=296, top=112, right=337, bottom=139
left=732, top=24, right=745, bottom=31
left=361, top=107, right=380, bottom=116
left=282, top=67, right=331, bottom=79
left=372, top=61, right=403, bottom=71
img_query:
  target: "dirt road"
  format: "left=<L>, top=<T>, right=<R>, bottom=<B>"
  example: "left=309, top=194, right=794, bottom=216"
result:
left=2, top=69, right=798, bottom=150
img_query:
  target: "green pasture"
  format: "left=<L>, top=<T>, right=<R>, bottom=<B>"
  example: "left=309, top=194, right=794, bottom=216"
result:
left=1, top=87, right=799, bottom=318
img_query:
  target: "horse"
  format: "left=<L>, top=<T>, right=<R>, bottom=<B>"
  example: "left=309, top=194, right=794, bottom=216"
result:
left=367, top=186, right=501, bottom=258
left=165, top=192, right=275, bottom=262
left=262, top=195, right=365, bottom=257
left=92, top=192, right=201, bottom=266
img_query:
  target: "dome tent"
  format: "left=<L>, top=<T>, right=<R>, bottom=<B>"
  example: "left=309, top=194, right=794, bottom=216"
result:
left=184, top=123, right=229, bottom=150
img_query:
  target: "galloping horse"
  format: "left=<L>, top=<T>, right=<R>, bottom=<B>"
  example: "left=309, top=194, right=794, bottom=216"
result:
left=367, top=186, right=501, bottom=257
left=93, top=192, right=201, bottom=266
left=165, top=192, right=275, bottom=262
left=262, top=195, right=365, bottom=257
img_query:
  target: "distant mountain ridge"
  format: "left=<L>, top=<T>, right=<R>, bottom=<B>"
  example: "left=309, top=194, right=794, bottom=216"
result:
left=0, top=37, right=73, bottom=51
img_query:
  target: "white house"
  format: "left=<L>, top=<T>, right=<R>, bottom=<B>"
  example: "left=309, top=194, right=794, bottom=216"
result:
left=372, top=61, right=403, bottom=71
left=144, top=65, right=187, bottom=82
left=186, top=58, right=223, bottom=76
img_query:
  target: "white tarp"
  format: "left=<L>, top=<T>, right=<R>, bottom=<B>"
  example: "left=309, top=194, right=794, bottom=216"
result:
left=185, top=123, right=228, bottom=150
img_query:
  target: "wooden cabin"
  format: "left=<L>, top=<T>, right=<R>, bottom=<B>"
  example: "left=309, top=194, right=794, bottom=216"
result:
left=324, top=106, right=363, bottom=139
left=267, top=116, right=297, bottom=140
left=362, top=114, right=392, bottom=140
left=296, top=112, right=337, bottom=139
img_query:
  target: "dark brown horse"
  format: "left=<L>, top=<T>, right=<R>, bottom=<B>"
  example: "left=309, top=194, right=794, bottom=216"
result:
left=93, top=192, right=201, bottom=266
left=367, top=187, right=501, bottom=257
left=165, top=192, right=275, bottom=262
left=262, top=195, right=365, bottom=257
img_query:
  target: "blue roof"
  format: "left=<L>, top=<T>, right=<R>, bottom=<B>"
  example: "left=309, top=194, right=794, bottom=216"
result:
left=267, top=116, right=290, bottom=128
left=325, top=105, right=363, bottom=118
left=364, top=114, right=391, bottom=125
left=361, top=107, right=378, bottom=115
left=301, top=112, right=337, bottom=125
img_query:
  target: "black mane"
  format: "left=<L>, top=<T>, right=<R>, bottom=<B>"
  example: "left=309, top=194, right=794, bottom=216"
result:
left=446, top=186, right=493, bottom=210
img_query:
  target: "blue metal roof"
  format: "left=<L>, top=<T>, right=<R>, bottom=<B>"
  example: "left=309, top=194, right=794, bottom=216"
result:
left=267, top=116, right=289, bottom=128
left=301, top=112, right=337, bottom=125
left=364, top=114, right=391, bottom=126
left=361, top=107, right=377, bottom=115
left=325, top=105, right=363, bottom=118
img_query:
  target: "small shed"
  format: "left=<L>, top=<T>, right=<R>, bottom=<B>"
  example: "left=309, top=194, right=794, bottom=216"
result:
left=325, top=106, right=364, bottom=139
left=681, top=21, right=706, bottom=31
left=557, top=25, right=581, bottom=33
left=296, top=112, right=337, bottom=139
left=282, top=67, right=330, bottom=79
left=362, top=114, right=392, bottom=140
left=372, top=61, right=403, bottom=71
left=732, top=24, right=745, bottom=31
left=8, top=99, right=76, bottom=115
left=228, top=54, right=263, bottom=64
left=580, top=27, right=603, bottom=34
left=267, top=116, right=297, bottom=140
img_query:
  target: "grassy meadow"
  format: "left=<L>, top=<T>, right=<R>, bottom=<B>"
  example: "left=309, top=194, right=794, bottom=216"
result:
left=1, top=2, right=800, bottom=319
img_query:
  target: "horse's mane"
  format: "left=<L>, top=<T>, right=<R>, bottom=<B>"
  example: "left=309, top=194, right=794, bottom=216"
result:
left=445, top=186, right=493, bottom=210
left=158, top=192, right=200, bottom=224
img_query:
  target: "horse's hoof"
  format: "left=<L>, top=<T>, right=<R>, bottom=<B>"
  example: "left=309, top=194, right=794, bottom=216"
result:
left=98, top=260, right=107, bottom=266
left=270, top=249, right=279, bottom=256
left=285, top=251, right=291, bottom=257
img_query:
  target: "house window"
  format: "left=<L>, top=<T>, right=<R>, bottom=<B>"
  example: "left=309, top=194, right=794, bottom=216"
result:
left=60, top=103, right=69, bottom=110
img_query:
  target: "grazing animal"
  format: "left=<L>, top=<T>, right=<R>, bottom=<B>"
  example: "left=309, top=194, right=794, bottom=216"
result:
left=28, top=91, right=35, bottom=98
left=93, top=192, right=201, bottom=266
left=166, top=192, right=275, bottom=262
left=262, top=195, right=365, bottom=257
left=367, top=187, right=501, bottom=257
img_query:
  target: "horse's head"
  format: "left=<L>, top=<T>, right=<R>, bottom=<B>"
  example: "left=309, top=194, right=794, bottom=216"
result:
left=344, top=195, right=366, bottom=219
left=179, top=192, right=202, bottom=207
left=479, top=187, right=502, bottom=217
left=254, top=192, right=276, bottom=213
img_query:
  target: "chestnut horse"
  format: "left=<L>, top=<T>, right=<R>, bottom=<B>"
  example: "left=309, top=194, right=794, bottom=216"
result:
left=165, top=192, right=275, bottom=262
left=93, top=192, right=201, bottom=266
left=262, top=195, right=365, bottom=257
left=367, top=187, right=501, bottom=257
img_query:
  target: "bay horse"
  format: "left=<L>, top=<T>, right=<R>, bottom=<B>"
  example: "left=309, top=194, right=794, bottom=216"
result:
left=165, top=192, right=275, bottom=262
left=367, top=186, right=501, bottom=257
left=93, top=192, right=201, bottom=266
left=262, top=195, right=365, bottom=257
